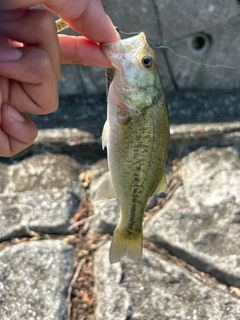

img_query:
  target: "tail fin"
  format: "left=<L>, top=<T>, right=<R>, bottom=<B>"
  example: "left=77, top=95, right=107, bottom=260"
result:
left=109, top=227, right=143, bottom=264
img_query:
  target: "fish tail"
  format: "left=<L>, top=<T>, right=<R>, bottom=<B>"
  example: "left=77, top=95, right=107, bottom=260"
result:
left=109, top=227, right=143, bottom=264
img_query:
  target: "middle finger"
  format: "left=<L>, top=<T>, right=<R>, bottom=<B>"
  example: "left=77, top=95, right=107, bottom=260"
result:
left=0, top=8, right=60, bottom=78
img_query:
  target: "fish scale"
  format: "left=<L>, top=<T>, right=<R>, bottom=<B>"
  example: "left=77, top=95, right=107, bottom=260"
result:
left=112, top=104, right=166, bottom=220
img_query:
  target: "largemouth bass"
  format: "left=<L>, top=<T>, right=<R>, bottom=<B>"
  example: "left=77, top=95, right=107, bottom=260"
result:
left=95, top=32, right=170, bottom=263
left=54, top=20, right=169, bottom=262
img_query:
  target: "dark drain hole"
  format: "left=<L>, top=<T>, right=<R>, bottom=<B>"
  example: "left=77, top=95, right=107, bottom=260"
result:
left=192, top=35, right=206, bottom=51
left=191, top=33, right=212, bottom=54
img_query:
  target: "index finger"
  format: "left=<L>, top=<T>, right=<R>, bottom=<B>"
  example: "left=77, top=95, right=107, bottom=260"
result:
left=45, top=0, right=120, bottom=43
left=1, top=0, right=120, bottom=43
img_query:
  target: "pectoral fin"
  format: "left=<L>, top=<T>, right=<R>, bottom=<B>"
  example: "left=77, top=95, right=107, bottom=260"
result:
left=154, top=170, right=167, bottom=194
left=93, top=172, right=117, bottom=202
left=102, top=120, right=110, bottom=150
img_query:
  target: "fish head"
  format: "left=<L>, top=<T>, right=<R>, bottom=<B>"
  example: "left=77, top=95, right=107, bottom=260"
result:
left=101, top=32, right=163, bottom=117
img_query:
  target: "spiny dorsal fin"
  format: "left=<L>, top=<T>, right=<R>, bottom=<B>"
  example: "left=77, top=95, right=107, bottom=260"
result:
left=93, top=172, right=117, bottom=202
left=101, top=120, right=110, bottom=150
left=154, top=170, right=167, bottom=194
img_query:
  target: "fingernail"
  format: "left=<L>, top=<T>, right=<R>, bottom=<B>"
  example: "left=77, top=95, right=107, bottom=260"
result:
left=0, top=48, right=23, bottom=61
left=3, top=104, right=25, bottom=123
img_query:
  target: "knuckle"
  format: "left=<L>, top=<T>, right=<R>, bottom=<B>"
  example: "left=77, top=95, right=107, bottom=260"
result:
left=33, top=10, right=55, bottom=35
left=38, top=49, right=53, bottom=71
left=27, top=48, right=54, bottom=81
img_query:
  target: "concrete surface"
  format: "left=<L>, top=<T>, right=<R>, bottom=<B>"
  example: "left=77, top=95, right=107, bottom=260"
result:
left=56, top=1, right=240, bottom=95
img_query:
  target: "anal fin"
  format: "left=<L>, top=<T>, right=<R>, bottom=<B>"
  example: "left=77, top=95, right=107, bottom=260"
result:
left=154, top=170, right=167, bottom=194
left=93, top=172, right=117, bottom=202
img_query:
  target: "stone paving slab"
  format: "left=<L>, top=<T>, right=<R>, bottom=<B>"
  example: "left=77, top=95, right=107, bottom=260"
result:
left=94, top=242, right=240, bottom=320
left=0, top=240, right=74, bottom=320
left=0, top=163, right=8, bottom=193
left=0, top=187, right=79, bottom=241
left=144, top=147, right=240, bottom=286
left=0, top=154, right=81, bottom=241
left=4, top=154, right=81, bottom=193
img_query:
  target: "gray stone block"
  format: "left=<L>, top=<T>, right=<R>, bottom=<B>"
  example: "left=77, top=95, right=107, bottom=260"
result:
left=0, top=187, right=79, bottom=241
left=0, top=154, right=81, bottom=241
left=94, top=243, right=132, bottom=320
left=144, top=147, right=240, bottom=286
left=90, top=159, right=109, bottom=194
left=94, top=241, right=240, bottom=320
left=4, top=154, right=81, bottom=193
left=0, top=163, right=8, bottom=193
left=0, top=240, right=74, bottom=320
left=91, top=199, right=120, bottom=236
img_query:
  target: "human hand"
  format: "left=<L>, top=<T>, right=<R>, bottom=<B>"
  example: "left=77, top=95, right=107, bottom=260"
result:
left=0, top=1, right=119, bottom=157
left=0, top=8, right=60, bottom=157
left=3, top=0, right=120, bottom=67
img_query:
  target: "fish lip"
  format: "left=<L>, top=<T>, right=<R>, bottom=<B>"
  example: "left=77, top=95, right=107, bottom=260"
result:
left=101, top=41, right=123, bottom=70
left=101, top=33, right=147, bottom=70
left=101, top=32, right=147, bottom=68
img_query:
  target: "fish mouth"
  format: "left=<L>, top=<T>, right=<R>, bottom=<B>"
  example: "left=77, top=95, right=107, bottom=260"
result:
left=101, top=41, right=123, bottom=70
left=101, top=32, right=147, bottom=70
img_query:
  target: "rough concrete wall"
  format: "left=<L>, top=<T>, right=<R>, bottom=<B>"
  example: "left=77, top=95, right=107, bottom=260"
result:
left=58, top=0, right=240, bottom=95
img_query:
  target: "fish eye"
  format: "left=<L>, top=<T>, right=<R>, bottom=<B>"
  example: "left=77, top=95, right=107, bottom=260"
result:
left=142, top=56, right=153, bottom=68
